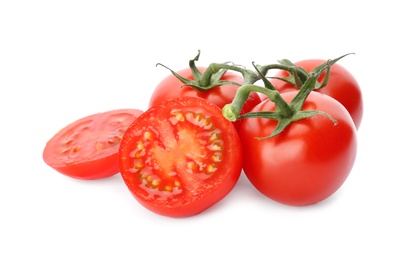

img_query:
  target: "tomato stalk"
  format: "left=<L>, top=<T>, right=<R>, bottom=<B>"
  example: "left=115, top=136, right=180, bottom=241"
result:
left=156, top=50, right=242, bottom=91
left=157, top=50, right=274, bottom=91
left=207, top=52, right=354, bottom=91
left=267, top=53, right=354, bottom=89
left=222, top=55, right=351, bottom=139
left=207, top=62, right=271, bottom=86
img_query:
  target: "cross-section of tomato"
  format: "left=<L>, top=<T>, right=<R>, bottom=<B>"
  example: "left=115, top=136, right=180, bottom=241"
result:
left=43, top=109, right=143, bottom=180
left=118, top=97, right=242, bottom=217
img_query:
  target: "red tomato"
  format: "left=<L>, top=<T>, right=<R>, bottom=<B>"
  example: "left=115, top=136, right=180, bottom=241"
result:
left=267, top=60, right=363, bottom=129
left=149, top=67, right=262, bottom=130
left=119, top=97, right=242, bottom=217
left=43, top=109, right=143, bottom=180
left=240, top=91, right=357, bottom=206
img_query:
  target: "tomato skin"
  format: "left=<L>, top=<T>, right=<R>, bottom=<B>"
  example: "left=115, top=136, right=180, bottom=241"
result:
left=149, top=67, right=262, bottom=130
left=43, top=109, right=143, bottom=180
left=119, top=96, right=242, bottom=217
left=267, top=60, right=363, bottom=129
left=240, top=91, right=357, bottom=206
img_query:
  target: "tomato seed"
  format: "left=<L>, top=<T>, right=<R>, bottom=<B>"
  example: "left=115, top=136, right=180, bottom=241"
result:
left=95, top=142, right=103, bottom=151
left=133, top=159, right=143, bottom=168
left=207, top=143, right=222, bottom=151
left=212, top=152, right=222, bottom=162
left=207, top=164, right=217, bottom=173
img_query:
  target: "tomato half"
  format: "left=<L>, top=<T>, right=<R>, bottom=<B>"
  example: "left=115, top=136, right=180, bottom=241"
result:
left=240, top=91, right=357, bottom=206
left=119, top=97, right=242, bottom=217
left=149, top=67, right=262, bottom=130
left=43, top=109, right=143, bottom=180
left=267, top=59, right=363, bottom=129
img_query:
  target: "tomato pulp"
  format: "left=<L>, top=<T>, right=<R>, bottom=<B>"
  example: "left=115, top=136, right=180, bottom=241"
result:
left=43, top=109, right=143, bottom=180
left=119, top=97, right=242, bottom=217
left=240, top=91, right=357, bottom=206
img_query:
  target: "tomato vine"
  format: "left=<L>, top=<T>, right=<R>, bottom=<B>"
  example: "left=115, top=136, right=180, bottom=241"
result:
left=222, top=54, right=352, bottom=138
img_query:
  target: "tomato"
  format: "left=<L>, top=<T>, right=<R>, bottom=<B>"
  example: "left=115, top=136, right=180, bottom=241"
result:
left=240, top=91, right=357, bottom=206
left=149, top=66, right=262, bottom=130
left=119, top=97, right=242, bottom=217
left=43, top=109, right=143, bottom=180
left=266, top=59, right=363, bottom=129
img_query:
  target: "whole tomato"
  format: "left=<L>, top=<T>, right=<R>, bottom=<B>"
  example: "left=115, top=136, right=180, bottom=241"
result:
left=266, top=59, right=363, bottom=129
left=239, top=91, right=357, bottom=206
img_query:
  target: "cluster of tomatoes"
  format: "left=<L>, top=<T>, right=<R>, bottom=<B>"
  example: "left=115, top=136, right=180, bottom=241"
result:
left=43, top=51, right=363, bottom=218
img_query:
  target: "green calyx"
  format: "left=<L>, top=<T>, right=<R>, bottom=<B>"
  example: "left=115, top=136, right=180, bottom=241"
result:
left=267, top=53, right=355, bottom=89
left=156, top=50, right=243, bottom=92
left=222, top=54, right=352, bottom=139
left=156, top=50, right=277, bottom=92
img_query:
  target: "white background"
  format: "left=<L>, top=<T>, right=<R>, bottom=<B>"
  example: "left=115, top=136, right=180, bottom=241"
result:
left=1, top=1, right=409, bottom=259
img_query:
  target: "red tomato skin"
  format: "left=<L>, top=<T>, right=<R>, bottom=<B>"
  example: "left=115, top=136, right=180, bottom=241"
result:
left=149, top=67, right=262, bottom=130
left=268, top=60, right=363, bottom=129
left=119, top=97, right=242, bottom=217
left=240, top=91, right=357, bottom=206
left=43, top=109, right=143, bottom=180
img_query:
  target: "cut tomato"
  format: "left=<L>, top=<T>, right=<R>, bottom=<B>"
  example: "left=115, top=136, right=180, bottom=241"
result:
left=43, top=109, right=143, bottom=180
left=119, top=97, right=242, bottom=217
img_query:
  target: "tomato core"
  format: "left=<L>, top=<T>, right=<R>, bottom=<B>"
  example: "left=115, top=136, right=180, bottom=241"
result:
left=130, top=108, right=224, bottom=199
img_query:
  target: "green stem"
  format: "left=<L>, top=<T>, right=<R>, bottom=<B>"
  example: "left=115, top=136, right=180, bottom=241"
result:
left=157, top=50, right=245, bottom=92
left=222, top=54, right=351, bottom=139
left=289, top=54, right=351, bottom=110
left=222, top=84, right=293, bottom=121
left=205, top=63, right=268, bottom=86
left=200, top=63, right=237, bottom=86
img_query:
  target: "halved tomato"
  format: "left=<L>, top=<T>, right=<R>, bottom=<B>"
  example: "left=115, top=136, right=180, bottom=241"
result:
left=118, top=97, right=242, bottom=217
left=43, top=109, right=143, bottom=180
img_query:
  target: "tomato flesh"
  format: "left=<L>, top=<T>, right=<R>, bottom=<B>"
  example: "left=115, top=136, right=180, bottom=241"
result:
left=240, top=91, right=357, bottom=206
left=43, top=109, right=143, bottom=180
left=119, top=97, right=242, bottom=217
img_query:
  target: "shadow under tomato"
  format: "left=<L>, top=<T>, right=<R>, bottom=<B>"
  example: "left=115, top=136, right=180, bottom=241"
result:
left=73, top=170, right=345, bottom=218
left=210, top=171, right=345, bottom=215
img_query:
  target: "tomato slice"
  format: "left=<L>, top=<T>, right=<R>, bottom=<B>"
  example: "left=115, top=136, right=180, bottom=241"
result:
left=43, top=109, right=143, bottom=180
left=119, top=97, right=242, bottom=217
